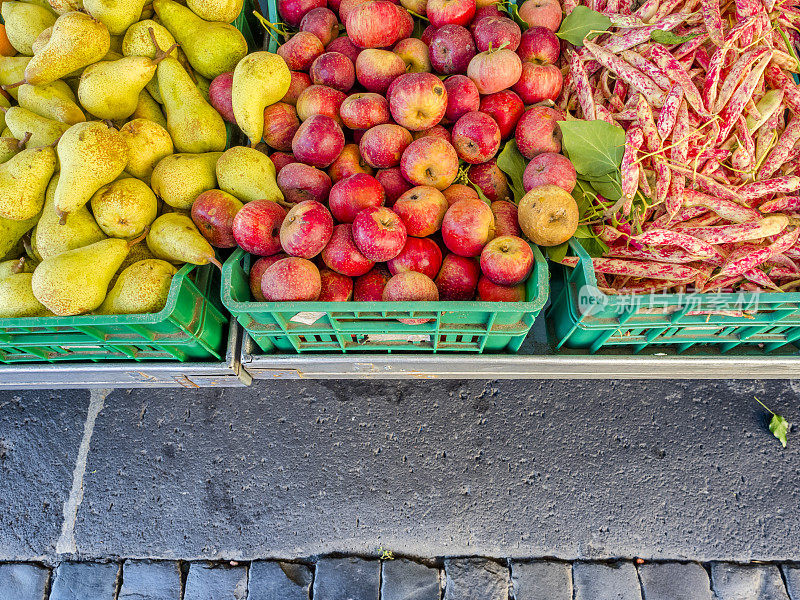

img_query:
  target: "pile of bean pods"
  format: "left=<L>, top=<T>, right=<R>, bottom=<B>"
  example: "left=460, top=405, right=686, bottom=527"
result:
left=558, top=0, right=800, bottom=294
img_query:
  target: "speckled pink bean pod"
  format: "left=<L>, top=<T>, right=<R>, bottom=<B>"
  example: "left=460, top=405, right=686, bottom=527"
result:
left=767, top=266, right=800, bottom=278
left=669, top=165, right=744, bottom=202
left=678, top=215, right=789, bottom=244
left=651, top=205, right=707, bottom=229
left=765, top=64, right=800, bottom=115
left=621, top=50, right=672, bottom=91
left=739, top=176, right=800, bottom=200
left=649, top=44, right=707, bottom=116
left=656, top=85, right=682, bottom=140
left=702, top=48, right=727, bottom=113
left=605, top=245, right=709, bottom=263
left=716, top=53, right=773, bottom=144
left=633, top=0, right=664, bottom=22
left=681, top=189, right=760, bottom=222
left=718, top=228, right=800, bottom=277
left=621, top=126, right=644, bottom=215
left=743, top=268, right=782, bottom=290
left=758, top=116, right=800, bottom=180
left=563, top=0, right=579, bottom=14
left=654, top=156, right=672, bottom=206
left=635, top=95, right=661, bottom=152
left=700, top=0, right=724, bottom=45
left=589, top=258, right=701, bottom=280
left=585, top=40, right=666, bottom=108
left=714, top=48, right=770, bottom=114
left=631, top=228, right=719, bottom=259
left=759, top=196, right=800, bottom=213
left=569, top=50, right=596, bottom=121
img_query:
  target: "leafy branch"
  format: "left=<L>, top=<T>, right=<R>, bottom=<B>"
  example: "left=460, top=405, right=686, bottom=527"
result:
left=754, top=396, right=790, bottom=448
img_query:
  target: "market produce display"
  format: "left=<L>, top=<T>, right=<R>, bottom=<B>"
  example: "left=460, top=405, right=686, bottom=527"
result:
left=554, top=0, right=800, bottom=295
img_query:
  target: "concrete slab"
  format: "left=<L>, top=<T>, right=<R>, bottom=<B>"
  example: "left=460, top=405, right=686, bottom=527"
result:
left=56, top=380, right=800, bottom=561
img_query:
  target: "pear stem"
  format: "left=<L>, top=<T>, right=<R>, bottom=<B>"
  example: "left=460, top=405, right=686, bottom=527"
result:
left=152, top=42, right=179, bottom=66
left=208, top=256, right=223, bottom=270
left=148, top=27, right=165, bottom=56
left=17, top=132, right=32, bottom=150
left=21, top=234, right=33, bottom=257
left=56, top=209, right=68, bottom=226
left=128, top=227, right=149, bottom=248
left=11, top=256, right=26, bottom=274
left=2, top=80, right=24, bottom=90
left=0, top=106, right=7, bottom=114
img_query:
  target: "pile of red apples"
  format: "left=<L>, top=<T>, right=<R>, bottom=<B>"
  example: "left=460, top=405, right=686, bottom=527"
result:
left=217, top=0, right=576, bottom=304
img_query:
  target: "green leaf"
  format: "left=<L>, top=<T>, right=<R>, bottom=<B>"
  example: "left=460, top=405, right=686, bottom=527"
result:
left=572, top=224, right=594, bottom=239
left=588, top=171, right=623, bottom=201
left=558, top=119, right=626, bottom=178
left=577, top=236, right=609, bottom=258
left=650, top=29, right=701, bottom=44
left=509, top=3, right=528, bottom=30
left=546, top=241, right=569, bottom=262
left=496, top=140, right=527, bottom=204
left=769, top=415, right=790, bottom=448
left=471, top=182, right=491, bottom=204
left=555, top=6, right=612, bottom=46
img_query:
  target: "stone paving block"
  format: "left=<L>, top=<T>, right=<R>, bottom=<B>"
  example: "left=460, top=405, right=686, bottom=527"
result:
left=0, top=563, right=49, bottom=600
left=783, top=564, right=800, bottom=600
left=184, top=563, right=247, bottom=600
left=119, top=560, right=182, bottom=600
left=313, top=557, right=380, bottom=600
left=511, top=560, right=573, bottom=600
left=49, top=561, right=119, bottom=600
left=443, top=558, right=509, bottom=600
left=247, top=561, right=311, bottom=600
left=711, top=563, right=790, bottom=600
left=573, top=561, right=642, bottom=600
left=381, top=559, right=440, bottom=600
left=638, top=562, right=712, bottom=600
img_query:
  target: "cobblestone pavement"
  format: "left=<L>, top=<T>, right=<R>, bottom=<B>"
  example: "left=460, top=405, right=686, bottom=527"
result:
left=1, top=557, right=799, bottom=599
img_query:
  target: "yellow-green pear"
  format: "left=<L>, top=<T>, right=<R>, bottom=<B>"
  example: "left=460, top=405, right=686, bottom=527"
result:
left=19, top=0, right=59, bottom=11
left=24, top=11, right=110, bottom=86
left=0, top=256, right=36, bottom=279
left=231, top=51, right=291, bottom=145
left=131, top=89, right=167, bottom=128
left=147, top=213, right=219, bottom=266
left=0, top=146, right=56, bottom=221
left=4, top=106, right=70, bottom=147
left=216, top=146, right=283, bottom=204
left=187, top=0, right=242, bottom=22
left=0, top=56, right=31, bottom=99
left=109, top=240, right=155, bottom=287
left=54, top=121, right=128, bottom=219
left=18, top=81, right=85, bottom=125
left=151, top=151, right=221, bottom=209
left=31, top=26, right=52, bottom=55
left=0, top=94, right=10, bottom=133
left=145, top=77, right=163, bottom=104
left=97, top=258, right=177, bottom=314
left=0, top=273, right=51, bottom=318
left=78, top=50, right=173, bottom=121
left=47, top=0, right=83, bottom=14
left=31, top=237, right=133, bottom=315
left=0, top=128, right=12, bottom=138
left=195, top=73, right=211, bottom=102
left=121, top=19, right=176, bottom=58
left=35, top=174, right=106, bottom=260
left=120, top=118, right=173, bottom=183
left=0, top=213, right=39, bottom=257
left=84, top=0, right=147, bottom=35
left=0, top=137, right=23, bottom=164
left=157, top=56, right=226, bottom=153
left=153, top=0, right=247, bottom=79
left=1, top=1, right=57, bottom=56
left=90, top=178, right=158, bottom=238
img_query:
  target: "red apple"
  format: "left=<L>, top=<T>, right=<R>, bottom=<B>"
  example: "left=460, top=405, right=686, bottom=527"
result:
left=393, top=37, right=431, bottom=73
left=261, top=257, right=322, bottom=301
left=277, top=31, right=325, bottom=71
left=393, top=185, right=449, bottom=236
left=491, top=200, right=521, bottom=236
left=310, top=52, right=356, bottom=92
left=399, top=136, right=459, bottom=189
left=426, top=0, right=476, bottom=27
left=328, top=173, right=386, bottom=223
left=523, top=152, right=576, bottom=193
left=479, top=90, right=524, bottom=139
left=328, top=143, right=374, bottom=182
left=232, top=199, right=288, bottom=256
left=209, top=71, right=235, bottom=124
left=517, top=25, right=561, bottom=64
left=442, top=183, right=479, bottom=205
left=518, top=0, right=562, bottom=32
left=281, top=71, right=313, bottom=106
left=355, top=48, right=406, bottom=94
left=278, top=0, right=326, bottom=26
left=318, top=267, right=354, bottom=301
left=467, top=48, right=522, bottom=94
left=429, top=25, right=476, bottom=75
left=322, top=223, right=376, bottom=276
left=443, top=74, right=480, bottom=123
left=326, top=35, right=362, bottom=64
left=470, top=4, right=503, bottom=31
left=354, top=266, right=392, bottom=300
left=513, top=62, right=563, bottom=104
left=420, top=24, right=437, bottom=45
left=451, top=110, right=501, bottom=163
left=300, top=7, right=339, bottom=45
left=442, top=198, right=495, bottom=256
left=359, top=123, right=413, bottom=168
left=477, top=275, right=525, bottom=301
left=250, top=253, right=287, bottom=301
left=292, top=114, right=345, bottom=168
left=397, top=8, right=414, bottom=39
left=468, top=159, right=510, bottom=202
left=191, top=189, right=243, bottom=248
left=400, top=0, right=427, bottom=15
left=262, top=102, right=300, bottom=152
left=270, top=151, right=297, bottom=173
left=388, top=72, right=448, bottom=131
left=473, top=16, right=521, bottom=52
left=296, top=84, right=346, bottom=123
left=387, top=236, right=443, bottom=279
left=277, top=162, right=333, bottom=204
left=339, top=93, right=390, bottom=130
left=382, top=271, right=439, bottom=323
left=412, top=124, right=452, bottom=144
left=280, top=200, right=334, bottom=258
left=435, top=253, right=479, bottom=300
left=376, top=167, right=413, bottom=207
left=339, top=0, right=371, bottom=23
left=352, top=206, right=407, bottom=261
left=346, top=0, right=405, bottom=48
left=515, top=105, right=562, bottom=159
left=480, top=235, right=532, bottom=285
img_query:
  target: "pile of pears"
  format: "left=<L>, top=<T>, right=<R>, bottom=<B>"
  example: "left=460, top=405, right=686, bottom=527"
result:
left=0, top=0, right=291, bottom=319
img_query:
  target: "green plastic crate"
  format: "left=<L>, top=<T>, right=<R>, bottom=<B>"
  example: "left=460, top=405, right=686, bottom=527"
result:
left=0, top=264, right=228, bottom=364
left=548, top=239, right=800, bottom=354
left=222, top=247, right=548, bottom=353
